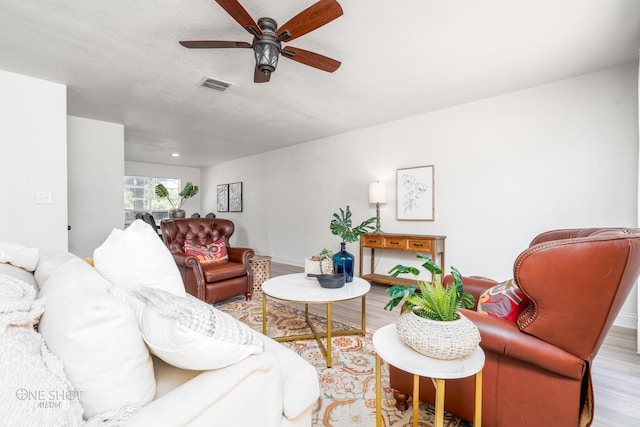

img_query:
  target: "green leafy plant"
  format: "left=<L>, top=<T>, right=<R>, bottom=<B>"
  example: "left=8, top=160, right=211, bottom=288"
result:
left=384, top=253, right=475, bottom=321
left=311, top=248, right=334, bottom=261
left=155, top=181, right=199, bottom=209
left=330, top=205, right=376, bottom=243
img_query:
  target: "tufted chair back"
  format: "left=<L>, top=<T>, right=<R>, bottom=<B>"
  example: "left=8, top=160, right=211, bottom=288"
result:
left=162, top=218, right=235, bottom=254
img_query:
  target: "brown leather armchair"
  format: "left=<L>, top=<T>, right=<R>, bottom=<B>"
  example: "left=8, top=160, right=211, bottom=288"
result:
left=160, top=218, right=255, bottom=303
left=389, top=228, right=640, bottom=427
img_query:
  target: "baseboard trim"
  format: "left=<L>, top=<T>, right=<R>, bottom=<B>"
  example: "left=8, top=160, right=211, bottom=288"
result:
left=614, top=312, right=638, bottom=330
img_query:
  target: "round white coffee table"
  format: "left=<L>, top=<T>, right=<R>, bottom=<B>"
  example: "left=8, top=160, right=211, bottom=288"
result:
left=373, top=324, right=485, bottom=427
left=261, top=273, right=371, bottom=367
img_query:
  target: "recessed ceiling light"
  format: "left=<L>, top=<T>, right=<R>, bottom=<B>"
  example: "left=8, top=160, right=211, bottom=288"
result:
left=171, top=153, right=180, bottom=157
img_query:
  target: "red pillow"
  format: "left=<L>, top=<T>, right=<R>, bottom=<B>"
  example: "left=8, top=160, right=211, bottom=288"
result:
left=477, top=279, right=529, bottom=323
left=184, top=239, right=229, bottom=264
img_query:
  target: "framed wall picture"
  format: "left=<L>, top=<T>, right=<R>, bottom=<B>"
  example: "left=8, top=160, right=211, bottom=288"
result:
left=217, top=184, right=229, bottom=212
left=397, top=165, right=434, bottom=221
left=229, top=182, right=243, bottom=212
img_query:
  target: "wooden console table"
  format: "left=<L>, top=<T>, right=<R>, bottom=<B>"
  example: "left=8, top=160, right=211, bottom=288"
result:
left=359, top=233, right=446, bottom=286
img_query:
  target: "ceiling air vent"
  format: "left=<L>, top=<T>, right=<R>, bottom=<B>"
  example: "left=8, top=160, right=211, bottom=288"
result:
left=199, top=76, right=233, bottom=92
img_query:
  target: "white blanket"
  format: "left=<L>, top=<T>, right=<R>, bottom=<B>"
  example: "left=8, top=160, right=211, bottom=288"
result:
left=0, top=242, right=39, bottom=272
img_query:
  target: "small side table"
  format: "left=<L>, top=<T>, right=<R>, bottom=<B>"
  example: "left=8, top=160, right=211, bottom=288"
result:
left=249, top=255, right=271, bottom=293
left=372, top=324, right=485, bottom=427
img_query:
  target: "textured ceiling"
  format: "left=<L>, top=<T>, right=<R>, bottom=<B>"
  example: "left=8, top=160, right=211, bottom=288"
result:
left=1, top=0, right=639, bottom=167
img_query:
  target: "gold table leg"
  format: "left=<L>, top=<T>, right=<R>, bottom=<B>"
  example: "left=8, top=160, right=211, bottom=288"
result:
left=431, top=378, right=445, bottom=427
left=263, top=295, right=367, bottom=368
left=474, top=370, right=483, bottom=427
left=413, top=374, right=420, bottom=427
left=376, top=354, right=382, bottom=427
left=326, top=302, right=332, bottom=367
left=262, top=293, right=267, bottom=335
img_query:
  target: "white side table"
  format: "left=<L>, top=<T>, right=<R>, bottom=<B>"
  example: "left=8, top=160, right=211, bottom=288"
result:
left=372, top=324, right=485, bottom=427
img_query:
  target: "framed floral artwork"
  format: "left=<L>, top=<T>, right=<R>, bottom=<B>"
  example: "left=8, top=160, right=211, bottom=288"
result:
left=229, top=182, right=243, bottom=212
left=396, top=165, right=434, bottom=221
left=217, top=184, right=229, bottom=212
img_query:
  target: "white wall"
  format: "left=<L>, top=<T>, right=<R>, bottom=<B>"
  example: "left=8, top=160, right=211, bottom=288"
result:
left=67, top=116, right=124, bottom=257
left=0, top=69, right=68, bottom=250
left=124, top=161, right=202, bottom=216
left=202, top=64, right=639, bottom=328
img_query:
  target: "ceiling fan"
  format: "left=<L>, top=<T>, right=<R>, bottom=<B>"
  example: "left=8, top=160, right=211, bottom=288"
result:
left=179, top=0, right=343, bottom=83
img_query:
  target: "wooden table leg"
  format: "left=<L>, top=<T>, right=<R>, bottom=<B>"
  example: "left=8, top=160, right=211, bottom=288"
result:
left=376, top=354, right=382, bottom=427
left=431, top=378, right=445, bottom=427
left=413, top=374, right=419, bottom=427
left=474, top=370, right=483, bottom=427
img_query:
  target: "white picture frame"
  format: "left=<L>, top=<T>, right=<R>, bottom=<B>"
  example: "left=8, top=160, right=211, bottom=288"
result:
left=396, top=165, right=434, bottom=221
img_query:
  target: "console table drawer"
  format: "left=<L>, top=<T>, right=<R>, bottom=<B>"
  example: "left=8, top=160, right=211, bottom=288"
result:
left=363, top=236, right=384, bottom=248
left=384, top=238, right=407, bottom=250
left=407, top=239, right=432, bottom=252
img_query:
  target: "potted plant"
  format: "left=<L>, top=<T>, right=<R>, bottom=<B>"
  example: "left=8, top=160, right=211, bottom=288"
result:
left=304, top=248, right=335, bottom=278
left=155, top=181, right=199, bottom=218
left=329, top=206, right=376, bottom=282
left=384, top=253, right=480, bottom=360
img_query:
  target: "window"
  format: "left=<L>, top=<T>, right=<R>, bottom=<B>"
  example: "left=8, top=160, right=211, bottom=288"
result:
left=124, top=176, right=180, bottom=226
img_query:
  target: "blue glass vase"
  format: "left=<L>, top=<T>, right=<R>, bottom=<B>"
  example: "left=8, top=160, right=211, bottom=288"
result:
left=333, top=242, right=354, bottom=283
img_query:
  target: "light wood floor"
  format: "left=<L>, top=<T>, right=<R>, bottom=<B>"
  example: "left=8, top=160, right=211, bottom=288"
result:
left=270, top=262, right=640, bottom=427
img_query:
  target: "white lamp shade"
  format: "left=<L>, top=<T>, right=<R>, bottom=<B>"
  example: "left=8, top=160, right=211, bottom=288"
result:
left=369, top=181, right=387, bottom=204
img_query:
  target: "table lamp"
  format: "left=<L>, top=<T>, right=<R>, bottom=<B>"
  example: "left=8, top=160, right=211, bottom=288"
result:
left=369, top=181, right=387, bottom=234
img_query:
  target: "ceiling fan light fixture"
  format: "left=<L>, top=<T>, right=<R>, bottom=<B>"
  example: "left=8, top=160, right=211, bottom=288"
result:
left=254, top=41, right=280, bottom=74
left=253, top=17, right=281, bottom=75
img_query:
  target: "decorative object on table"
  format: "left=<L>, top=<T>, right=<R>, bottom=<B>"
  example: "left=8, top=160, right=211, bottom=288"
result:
left=155, top=181, right=199, bottom=219
left=229, top=182, right=243, bottom=212
left=384, top=254, right=479, bottom=360
left=396, top=165, right=434, bottom=221
left=216, top=184, right=229, bottom=212
left=306, top=273, right=346, bottom=289
left=369, top=181, right=387, bottom=233
left=304, top=248, right=334, bottom=278
left=329, top=206, right=376, bottom=282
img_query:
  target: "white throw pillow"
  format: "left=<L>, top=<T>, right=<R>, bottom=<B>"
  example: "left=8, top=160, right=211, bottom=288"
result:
left=112, top=286, right=264, bottom=370
left=93, top=220, right=185, bottom=297
left=38, top=259, right=156, bottom=418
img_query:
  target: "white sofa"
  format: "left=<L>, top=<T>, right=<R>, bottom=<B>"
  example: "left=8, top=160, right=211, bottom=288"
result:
left=0, top=237, right=319, bottom=427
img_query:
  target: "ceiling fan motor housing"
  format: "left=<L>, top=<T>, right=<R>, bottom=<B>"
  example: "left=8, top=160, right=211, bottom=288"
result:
left=254, top=18, right=281, bottom=74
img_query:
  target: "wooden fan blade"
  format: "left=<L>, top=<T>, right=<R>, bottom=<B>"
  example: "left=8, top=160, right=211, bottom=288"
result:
left=254, top=66, right=271, bottom=83
left=276, top=0, right=343, bottom=42
left=215, top=0, right=261, bottom=34
left=179, top=40, right=251, bottom=49
left=281, top=46, right=341, bottom=72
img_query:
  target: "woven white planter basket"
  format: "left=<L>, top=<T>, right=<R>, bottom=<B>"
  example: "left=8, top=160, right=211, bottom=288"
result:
left=396, top=311, right=481, bottom=360
left=304, top=257, right=334, bottom=278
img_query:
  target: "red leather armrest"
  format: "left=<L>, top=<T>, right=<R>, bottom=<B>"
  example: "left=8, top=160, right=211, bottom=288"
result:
left=227, top=247, right=255, bottom=265
left=462, top=309, right=585, bottom=380
left=171, top=252, right=201, bottom=268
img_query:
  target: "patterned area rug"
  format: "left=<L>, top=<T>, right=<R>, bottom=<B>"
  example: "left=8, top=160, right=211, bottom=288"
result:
left=215, top=294, right=470, bottom=427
